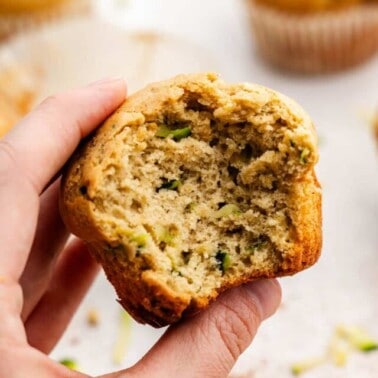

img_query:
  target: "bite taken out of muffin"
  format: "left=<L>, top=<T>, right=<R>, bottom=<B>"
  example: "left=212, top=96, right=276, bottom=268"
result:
left=60, top=73, right=322, bottom=327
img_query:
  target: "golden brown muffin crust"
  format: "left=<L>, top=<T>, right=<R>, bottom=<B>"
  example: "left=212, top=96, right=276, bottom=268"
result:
left=0, top=0, right=68, bottom=13
left=60, top=73, right=322, bottom=327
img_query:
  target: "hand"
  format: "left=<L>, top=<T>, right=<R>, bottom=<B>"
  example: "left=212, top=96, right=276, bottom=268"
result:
left=0, top=78, right=281, bottom=378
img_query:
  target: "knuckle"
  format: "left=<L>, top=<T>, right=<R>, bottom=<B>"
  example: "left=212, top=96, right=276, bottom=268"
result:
left=0, top=140, right=18, bottom=173
left=0, top=282, right=23, bottom=316
left=0, top=141, right=23, bottom=189
left=0, top=140, right=38, bottom=193
left=40, top=94, right=64, bottom=110
left=39, top=93, right=82, bottom=142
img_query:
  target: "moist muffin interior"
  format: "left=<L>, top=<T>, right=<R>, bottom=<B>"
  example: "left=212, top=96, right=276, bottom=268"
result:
left=82, top=81, right=317, bottom=299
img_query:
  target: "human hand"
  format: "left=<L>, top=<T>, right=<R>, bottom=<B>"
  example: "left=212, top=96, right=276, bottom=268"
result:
left=0, top=78, right=281, bottom=378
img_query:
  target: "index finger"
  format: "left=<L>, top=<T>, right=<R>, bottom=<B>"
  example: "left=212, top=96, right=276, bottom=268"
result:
left=0, top=78, right=126, bottom=280
left=1, top=77, right=126, bottom=194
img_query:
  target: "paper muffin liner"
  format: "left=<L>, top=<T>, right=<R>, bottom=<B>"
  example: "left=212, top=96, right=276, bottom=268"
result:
left=248, top=1, right=378, bottom=73
left=0, top=0, right=91, bottom=41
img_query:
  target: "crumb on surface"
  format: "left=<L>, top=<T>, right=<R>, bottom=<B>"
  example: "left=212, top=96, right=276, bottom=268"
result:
left=59, top=358, right=79, bottom=371
left=86, top=308, right=100, bottom=327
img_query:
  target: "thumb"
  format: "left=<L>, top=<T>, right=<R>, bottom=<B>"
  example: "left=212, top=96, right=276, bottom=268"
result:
left=117, top=279, right=281, bottom=378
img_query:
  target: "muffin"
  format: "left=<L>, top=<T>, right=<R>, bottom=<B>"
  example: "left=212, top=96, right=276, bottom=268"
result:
left=60, top=73, right=322, bottom=327
left=0, top=61, right=38, bottom=138
left=0, top=96, right=19, bottom=138
left=0, top=0, right=91, bottom=41
left=248, top=0, right=378, bottom=73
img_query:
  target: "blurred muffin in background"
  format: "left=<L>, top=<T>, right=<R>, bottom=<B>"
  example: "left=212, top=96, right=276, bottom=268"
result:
left=0, top=96, right=19, bottom=138
left=248, top=0, right=378, bottom=73
left=0, top=57, right=39, bottom=137
left=0, top=0, right=91, bottom=41
left=254, top=0, right=361, bottom=13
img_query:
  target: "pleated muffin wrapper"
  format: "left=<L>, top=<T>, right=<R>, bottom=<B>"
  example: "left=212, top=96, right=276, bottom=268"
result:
left=0, top=0, right=92, bottom=41
left=248, top=1, right=378, bottom=73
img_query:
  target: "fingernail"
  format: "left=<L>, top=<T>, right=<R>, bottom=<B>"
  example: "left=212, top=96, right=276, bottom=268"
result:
left=243, top=279, right=282, bottom=320
left=87, top=77, right=125, bottom=87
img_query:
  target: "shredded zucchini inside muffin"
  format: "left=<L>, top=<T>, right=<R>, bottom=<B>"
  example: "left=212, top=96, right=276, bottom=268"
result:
left=61, top=73, right=321, bottom=325
left=77, top=74, right=318, bottom=301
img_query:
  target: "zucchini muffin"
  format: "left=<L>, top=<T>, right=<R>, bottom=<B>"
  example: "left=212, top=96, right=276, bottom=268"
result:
left=0, top=61, right=38, bottom=138
left=248, top=0, right=378, bottom=73
left=60, top=73, right=322, bottom=327
left=0, top=0, right=91, bottom=41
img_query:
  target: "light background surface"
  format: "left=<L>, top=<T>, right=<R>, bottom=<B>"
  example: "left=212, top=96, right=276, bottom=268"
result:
left=2, top=0, right=377, bottom=376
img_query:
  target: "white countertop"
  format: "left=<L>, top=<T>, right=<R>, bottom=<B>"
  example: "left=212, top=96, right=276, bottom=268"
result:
left=27, top=0, right=378, bottom=376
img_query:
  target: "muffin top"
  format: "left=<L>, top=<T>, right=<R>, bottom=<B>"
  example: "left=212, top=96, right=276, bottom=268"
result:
left=254, top=0, right=362, bottom=13
left=60, top=72, right=321, bottom=327
left=0, top=0, right=68, bottom=13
